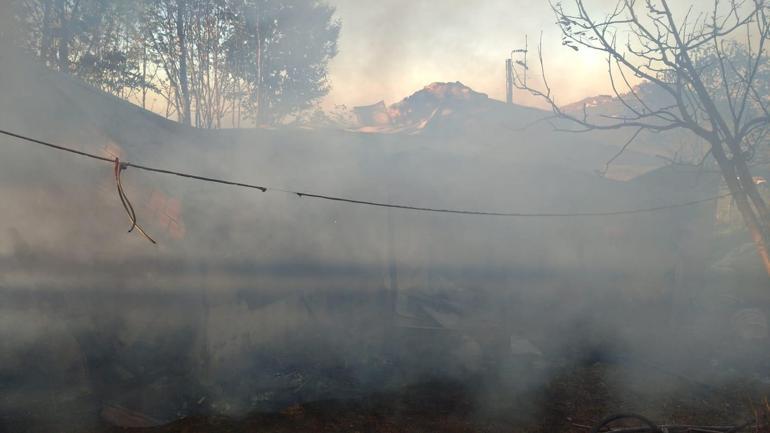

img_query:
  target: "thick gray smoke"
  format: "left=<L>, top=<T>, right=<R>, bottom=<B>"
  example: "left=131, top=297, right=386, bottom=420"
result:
left=328, top=0, right=625, bottom=107
left=0, top=18, right=768, bottom=433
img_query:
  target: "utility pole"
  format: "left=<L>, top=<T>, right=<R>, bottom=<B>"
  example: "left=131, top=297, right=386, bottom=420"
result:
left=506, top=58, right=514, bottom=105
left=507, top=35, right=528, bottom=105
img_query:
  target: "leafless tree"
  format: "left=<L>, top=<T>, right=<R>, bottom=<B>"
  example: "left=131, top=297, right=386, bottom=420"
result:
left=514, top=0, right=770, bottom=277
left=186, top=0, right=236, bottom=128
left=176, top=0, right=192, bottom=126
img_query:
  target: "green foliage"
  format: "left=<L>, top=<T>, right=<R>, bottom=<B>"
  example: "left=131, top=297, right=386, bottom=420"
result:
left=224, top=0, right=340, bottom=124
left=13, top=0, right=340, bottom=127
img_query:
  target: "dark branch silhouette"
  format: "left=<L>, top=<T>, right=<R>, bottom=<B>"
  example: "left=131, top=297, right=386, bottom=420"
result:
left=514, top=0, right=770, bottom=277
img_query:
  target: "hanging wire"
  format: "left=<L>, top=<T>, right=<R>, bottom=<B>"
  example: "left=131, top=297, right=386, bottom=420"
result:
left=0, top=128, right=729, bottom=219
left=585, top=413, right=755, bottom=433
left=114, top=157, right=156, bottom=244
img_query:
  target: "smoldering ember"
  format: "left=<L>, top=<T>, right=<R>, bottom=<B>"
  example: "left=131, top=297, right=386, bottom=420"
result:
left=1, top=1, right=770, bottom=433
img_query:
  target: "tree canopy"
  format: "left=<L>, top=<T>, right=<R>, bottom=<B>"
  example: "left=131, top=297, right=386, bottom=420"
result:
left=12, top=0, right=340, bottom=126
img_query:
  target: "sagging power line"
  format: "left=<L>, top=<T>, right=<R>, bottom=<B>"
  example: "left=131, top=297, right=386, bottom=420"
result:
left=0, top=128, right=729, bottom=222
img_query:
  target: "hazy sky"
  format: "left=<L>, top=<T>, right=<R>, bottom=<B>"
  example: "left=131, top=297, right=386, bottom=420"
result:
left=325, top=0, right=618, bottom=108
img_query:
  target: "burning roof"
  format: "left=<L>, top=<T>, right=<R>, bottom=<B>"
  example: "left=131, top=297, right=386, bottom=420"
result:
left=352, top=101, right=392, bottom=127
left=353, top=82, right=490, bottom=133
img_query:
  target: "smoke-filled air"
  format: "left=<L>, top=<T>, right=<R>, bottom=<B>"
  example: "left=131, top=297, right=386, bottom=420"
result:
left=1, top=1, right=770, bottom=432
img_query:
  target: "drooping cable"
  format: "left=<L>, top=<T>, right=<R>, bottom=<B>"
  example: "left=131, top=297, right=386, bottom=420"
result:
left=0, top=128, right=729, bottom=219
left=114, top=157, right=156, bottom=244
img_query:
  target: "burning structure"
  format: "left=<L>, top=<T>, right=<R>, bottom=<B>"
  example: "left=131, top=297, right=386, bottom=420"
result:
left=0, top=15, right=769, bottom=433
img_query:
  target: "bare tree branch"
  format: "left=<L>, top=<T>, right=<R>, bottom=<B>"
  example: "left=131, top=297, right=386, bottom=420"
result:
left=514, top=0, right=770, bottom=277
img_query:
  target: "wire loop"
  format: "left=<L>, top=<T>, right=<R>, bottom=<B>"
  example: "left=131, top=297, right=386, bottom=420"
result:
left=114, top=157, right=156, bottom=244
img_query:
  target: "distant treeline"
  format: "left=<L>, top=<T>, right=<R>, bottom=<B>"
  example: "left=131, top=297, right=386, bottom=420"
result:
left=9, top=0, right=340, bottom=127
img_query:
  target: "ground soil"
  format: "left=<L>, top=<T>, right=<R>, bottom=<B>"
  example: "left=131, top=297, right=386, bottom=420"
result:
left=96, top=361, right=770, bottom=433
